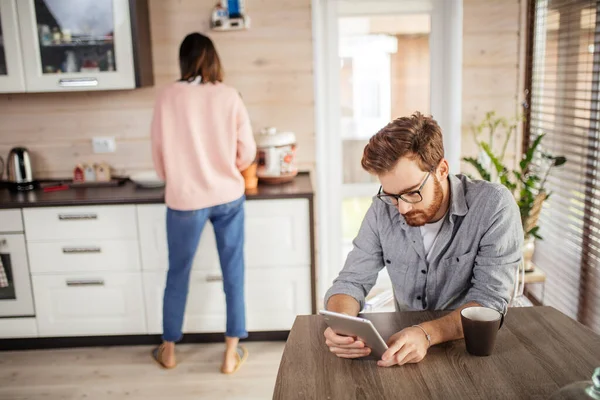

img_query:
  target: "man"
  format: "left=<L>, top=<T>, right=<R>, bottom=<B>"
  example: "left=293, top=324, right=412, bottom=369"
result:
left=324, top=112, right=523, bottom=367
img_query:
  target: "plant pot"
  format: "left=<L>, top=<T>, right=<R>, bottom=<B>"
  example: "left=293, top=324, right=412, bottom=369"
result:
left=523, top=236, right=535, bottom=272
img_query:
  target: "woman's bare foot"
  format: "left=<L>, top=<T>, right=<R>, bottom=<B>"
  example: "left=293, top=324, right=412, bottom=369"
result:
left=221, top=336, right=240, bottom=373
left=160, top=341, right=176, bottom=368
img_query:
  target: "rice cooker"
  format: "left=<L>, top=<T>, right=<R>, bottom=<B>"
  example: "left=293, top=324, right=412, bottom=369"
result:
left=255, top=127, right=297, bottom=183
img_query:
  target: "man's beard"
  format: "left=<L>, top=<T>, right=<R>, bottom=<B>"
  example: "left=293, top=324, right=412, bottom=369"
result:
left=404, top=175, right=444, bottom=227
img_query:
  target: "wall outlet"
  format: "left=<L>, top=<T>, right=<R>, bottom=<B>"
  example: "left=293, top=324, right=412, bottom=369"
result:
left=92, top=137, right=117, bottom=153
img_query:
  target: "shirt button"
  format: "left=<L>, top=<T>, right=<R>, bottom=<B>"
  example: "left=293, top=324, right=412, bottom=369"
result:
left=421, top=270, right=426, bottom=274
left=386, top=260, right=391, bottom=264
left=417, top=296, right=422, bottom=300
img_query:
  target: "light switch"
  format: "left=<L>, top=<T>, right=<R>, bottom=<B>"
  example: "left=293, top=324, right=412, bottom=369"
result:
left=92, top=137, right=117, bottom=153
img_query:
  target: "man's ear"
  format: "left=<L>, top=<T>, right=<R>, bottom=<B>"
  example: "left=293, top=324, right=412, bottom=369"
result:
left=437, top=159, right=450, bottom=180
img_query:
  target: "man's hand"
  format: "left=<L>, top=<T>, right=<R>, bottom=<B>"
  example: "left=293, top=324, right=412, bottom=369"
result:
left=377, top=326, right=429, bottom=367
left=324, top=327, right=371, bottom=359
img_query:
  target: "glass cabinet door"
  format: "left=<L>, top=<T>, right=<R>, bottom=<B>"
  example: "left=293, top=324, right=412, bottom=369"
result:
left=0, top=0, right=26, bottom=93
left=17, top=0, right=135, bottom=92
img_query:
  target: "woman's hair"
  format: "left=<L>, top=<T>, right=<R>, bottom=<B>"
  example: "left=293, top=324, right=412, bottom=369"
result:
left=179, top=32, right=224, bottom=83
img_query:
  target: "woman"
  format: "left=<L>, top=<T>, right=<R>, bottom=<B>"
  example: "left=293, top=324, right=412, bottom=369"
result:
left=150, top=32, right=256, bottom=374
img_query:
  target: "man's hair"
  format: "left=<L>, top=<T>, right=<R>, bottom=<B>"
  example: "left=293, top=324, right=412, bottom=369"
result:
left=361, top=112, right=444, bottom=174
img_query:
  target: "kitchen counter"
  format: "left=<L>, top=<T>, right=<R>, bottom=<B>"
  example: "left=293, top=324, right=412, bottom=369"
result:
left=0, top=172, right=313, bottom=209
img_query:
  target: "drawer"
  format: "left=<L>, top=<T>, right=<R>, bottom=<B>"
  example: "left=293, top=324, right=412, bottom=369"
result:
left=23, top=205, right=137, bottom=241
left=0, top=209, right=23, bottom=233
left=143, top=271, right=226, bottom=334
left=28, top=240, right=141, bottom=274
left=32, top=272, right=146, bottom=337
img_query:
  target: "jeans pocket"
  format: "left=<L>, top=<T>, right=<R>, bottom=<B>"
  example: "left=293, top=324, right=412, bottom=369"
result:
left=168, top=208, right=196, bottom=219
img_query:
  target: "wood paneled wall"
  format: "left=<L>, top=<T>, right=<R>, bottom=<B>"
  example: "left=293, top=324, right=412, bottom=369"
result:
left=461, top=0, right=524, bottom=171
left=0, top=0, right=315, bottom=179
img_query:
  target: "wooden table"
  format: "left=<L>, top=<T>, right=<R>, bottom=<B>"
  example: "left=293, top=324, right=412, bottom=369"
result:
left=274, top=307, right=600, bottom=399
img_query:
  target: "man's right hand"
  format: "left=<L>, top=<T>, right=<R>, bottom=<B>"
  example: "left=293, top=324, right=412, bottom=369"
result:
left=324, top=327, right=372, bottom=358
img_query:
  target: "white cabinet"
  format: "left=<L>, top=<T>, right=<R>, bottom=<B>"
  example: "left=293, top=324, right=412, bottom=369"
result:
left=0, top=0, right=25, bottom=92
left=25, top=204, right=145, bottom=337
left=143, top=267, right=311, bottom=334
left=1, top=0, right=153, bottom=93
left=0, top=317, right=37, bottom=338
left=246, top=268, right=311, bottom=331
left=138, top=198, right=313, bottom=333
left=32, top=272, right=146, bottom=336
left=137, top=199, right=311, bottom=271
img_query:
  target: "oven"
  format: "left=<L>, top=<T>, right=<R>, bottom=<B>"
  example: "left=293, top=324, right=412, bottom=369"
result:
left=0, top=211, right=34, bottom=317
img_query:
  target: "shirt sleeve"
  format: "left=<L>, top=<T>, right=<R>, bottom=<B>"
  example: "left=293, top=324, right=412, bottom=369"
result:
left=324, top=200, right=385, bottom=310
left=150, top=98, right=165, bottom=181
left=465, top=186, right=524, bottom=314
left=234, top=93, right=257, bottom=171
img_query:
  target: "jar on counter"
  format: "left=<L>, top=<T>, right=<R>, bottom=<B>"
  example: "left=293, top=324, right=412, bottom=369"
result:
left=254, top=127, right=297, bottom=184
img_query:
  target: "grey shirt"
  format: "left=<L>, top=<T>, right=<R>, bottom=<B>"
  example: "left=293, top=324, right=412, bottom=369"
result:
left=324, top=174, right=523, bottom=314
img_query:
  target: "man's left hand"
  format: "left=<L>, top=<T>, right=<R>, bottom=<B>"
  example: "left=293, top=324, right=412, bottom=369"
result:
left=377, top=326, right=430, bottom=367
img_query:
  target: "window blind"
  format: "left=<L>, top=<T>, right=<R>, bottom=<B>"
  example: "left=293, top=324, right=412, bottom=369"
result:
left=527, top=0, right=600, bottom=331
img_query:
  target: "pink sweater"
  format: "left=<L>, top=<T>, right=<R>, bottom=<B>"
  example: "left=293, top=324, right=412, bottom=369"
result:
left=151, top=81, right=257, bottom=210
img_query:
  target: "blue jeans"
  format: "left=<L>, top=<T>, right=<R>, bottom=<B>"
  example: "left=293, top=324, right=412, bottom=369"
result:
left=162, top=195, right=248, bottom=342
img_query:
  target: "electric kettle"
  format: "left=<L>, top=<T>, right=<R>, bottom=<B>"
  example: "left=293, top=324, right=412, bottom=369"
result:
left=6, top=147, right=35, bottom=191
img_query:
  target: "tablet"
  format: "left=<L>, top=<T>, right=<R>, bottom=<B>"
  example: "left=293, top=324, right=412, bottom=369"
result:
left=319, top=310, right=389, bottom=359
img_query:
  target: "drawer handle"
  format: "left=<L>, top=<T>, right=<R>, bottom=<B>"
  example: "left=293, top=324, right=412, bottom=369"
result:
left=59, top=78, right=99, bottom=87
left=62, top=247, right=102, bottom=254
left=58, top=213, right=98, bottom=221
left=206, top=275, right=223, bottom=282
left=66, top=279, right=105, bottom=287
left=0, top=239, right=6, bottom=246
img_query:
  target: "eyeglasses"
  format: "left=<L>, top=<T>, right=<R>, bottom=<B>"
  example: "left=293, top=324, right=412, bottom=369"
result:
left=377, top=172, right=431, bottom=206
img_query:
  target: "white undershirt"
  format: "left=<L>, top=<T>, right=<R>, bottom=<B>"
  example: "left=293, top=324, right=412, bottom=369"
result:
left=420, top=213, right=447, bottom=261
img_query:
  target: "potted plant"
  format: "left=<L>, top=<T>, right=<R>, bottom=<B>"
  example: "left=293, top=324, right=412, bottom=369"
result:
left=462, top=111, right=567, bottom=271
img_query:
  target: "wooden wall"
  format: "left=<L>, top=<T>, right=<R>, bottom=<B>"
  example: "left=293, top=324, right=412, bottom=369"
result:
left=461, top=0, right=524, bottom=171
left=0, top=0, right=314, bottom=179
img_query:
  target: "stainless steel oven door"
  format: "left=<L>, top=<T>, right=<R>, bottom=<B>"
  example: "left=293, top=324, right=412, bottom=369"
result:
left=0, top=234, right=34, bottom=317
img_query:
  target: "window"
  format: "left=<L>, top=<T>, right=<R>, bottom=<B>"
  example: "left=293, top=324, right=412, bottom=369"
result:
left=527, top=0, right=600, bottom=331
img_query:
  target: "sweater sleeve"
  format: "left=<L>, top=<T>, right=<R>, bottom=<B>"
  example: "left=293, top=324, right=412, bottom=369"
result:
left=150, top=99, right=166, bottom=181
left=234, top=93, right=257, bottom=171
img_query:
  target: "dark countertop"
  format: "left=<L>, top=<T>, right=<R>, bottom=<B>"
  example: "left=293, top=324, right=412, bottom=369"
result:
left=0, top=172, right=313, bottom=209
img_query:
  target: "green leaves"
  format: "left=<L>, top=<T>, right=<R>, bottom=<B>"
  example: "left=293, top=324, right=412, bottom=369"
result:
left=520, top=134, right=544, bottom=172
left=462, top=157, right=491, bottom=181
left=480, top=142, right=517, bottom=192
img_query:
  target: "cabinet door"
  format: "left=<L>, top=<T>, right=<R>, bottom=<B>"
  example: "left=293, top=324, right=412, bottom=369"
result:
left=245, top=199, right=310, bottom=267
left=0, top=0, right=25, bottom=92
left=16, top=0, right=135, bottom=92
left=143, top=271, right=226, bottom=334
left=246, top=267, right=311, bottom=331
left=32, top=272, right=147, bottom=336
left=137, top=205, right=220, bottom=272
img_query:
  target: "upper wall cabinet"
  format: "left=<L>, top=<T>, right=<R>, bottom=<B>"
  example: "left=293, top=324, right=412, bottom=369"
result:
left=0, top=0, right=153, bottom=93
left=0, top=0, right=26, bottom=93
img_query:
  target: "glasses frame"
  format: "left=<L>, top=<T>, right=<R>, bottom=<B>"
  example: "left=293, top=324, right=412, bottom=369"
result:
left=376, top=171, right=432, bottom=206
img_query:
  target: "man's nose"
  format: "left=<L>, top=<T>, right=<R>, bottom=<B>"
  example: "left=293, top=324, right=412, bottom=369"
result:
left=396, top=200, right=412, bottom=214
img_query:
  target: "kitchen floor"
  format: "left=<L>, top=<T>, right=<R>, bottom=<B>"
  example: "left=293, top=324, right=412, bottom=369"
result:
left=0, top=341, right=285, bottom=400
